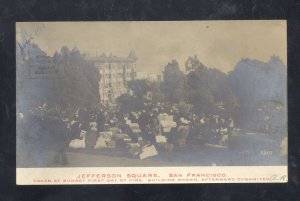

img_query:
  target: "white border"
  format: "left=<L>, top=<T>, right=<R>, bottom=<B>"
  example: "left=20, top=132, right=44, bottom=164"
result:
left=17, top=166, right=287, bottom=185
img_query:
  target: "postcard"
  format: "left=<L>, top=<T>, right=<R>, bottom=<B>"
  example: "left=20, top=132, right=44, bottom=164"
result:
left=16, top=21, right=287, bottom=184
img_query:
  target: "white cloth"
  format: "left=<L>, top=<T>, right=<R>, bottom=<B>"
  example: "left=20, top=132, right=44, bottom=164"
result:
left=69, top=138, right=86, bottom=149
left=94, top=136, right=107, bottom=149
left=139, top=145, right=158, bottom=159
left=156, top=135, right=167, bottom=143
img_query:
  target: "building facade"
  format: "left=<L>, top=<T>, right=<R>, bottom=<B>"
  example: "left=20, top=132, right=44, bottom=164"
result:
left=136, top=71, right=163, bottom=83
left=86, top=51, right=137, bottom=103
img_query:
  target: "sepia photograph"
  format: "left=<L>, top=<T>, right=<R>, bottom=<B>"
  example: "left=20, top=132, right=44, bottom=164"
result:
left=16, top=21, right=287, bottom=184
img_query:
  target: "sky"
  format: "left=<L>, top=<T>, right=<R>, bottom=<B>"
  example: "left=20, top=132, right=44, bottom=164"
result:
left=16, top=21, right=287, bottom=74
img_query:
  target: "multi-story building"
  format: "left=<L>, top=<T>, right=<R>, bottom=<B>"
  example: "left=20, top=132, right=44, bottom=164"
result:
left=136, top=71, right=163, bottom=83
left=86, top=51, right=137, bottom=103
left=136, top=71, right=148, bottom=80
left=148, top=73, right=163, bottom=83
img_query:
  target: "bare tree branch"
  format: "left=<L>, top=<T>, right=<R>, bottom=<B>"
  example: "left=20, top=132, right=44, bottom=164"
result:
left=18, top=24, right=44, bottom=61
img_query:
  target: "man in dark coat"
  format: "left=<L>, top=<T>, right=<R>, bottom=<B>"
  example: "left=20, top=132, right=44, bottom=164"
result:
left=85, top=123, right=98, bottom=151
left=69, top=116, right=81, bottom=140
left=138, top=110, right=151, bottom=142
left=96, top=110, right=105, bottom=132
left=78, top=108, right=89, bottom=131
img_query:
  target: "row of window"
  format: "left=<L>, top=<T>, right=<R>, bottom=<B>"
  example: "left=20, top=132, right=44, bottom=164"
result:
left=97, top=64, right=134, bottom=71
left=99, top=82, right=125, bottom=87
left=99, top=73, right=132, bottom=79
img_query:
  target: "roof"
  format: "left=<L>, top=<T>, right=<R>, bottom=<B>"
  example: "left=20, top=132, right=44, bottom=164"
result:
left=85, top=51, right=137, bottom=63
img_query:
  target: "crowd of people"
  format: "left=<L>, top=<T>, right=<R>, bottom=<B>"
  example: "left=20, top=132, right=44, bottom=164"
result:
left=17, top=101, right=235, bottom=166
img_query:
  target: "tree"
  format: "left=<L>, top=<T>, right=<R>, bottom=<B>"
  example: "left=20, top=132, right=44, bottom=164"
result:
left=57, top=47, right=100, bottom=107
left=186, top=68, right=215, bottom=114
left=228, top=56, right=287, bottom=128
left=116, top=94, right=142, bottom=113
left=185, top=55, right=206, bottom=73
left=17, top=43, right=100, bottom=110
left=185, top=57, right=237, bottom=115
left=149, top=81, right=165, bottom=103
left=17, top=24, right=45, bottom=62
left=161, top=59, right=186, bottom=103
left=127, top=79, right=150, bottom=98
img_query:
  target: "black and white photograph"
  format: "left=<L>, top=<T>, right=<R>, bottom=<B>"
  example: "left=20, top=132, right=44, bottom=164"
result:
left=16, top=21, right=287, bottom=184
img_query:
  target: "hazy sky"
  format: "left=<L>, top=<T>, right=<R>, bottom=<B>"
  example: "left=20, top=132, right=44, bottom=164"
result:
left=16, top=21, right=287, bottom=73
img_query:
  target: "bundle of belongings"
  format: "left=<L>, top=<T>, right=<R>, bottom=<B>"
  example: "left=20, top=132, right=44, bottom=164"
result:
left=139, top=144, right=158, bottom=160
left=127, top=139, right=158, bottom=160
left=155, top=135, right=167, bottom=143
left=94, top=131, right=113, bottom=149
left=158, top=113, right=177, bottom=132
left=126, top=133, right=174, bottom=159
left=69, top=129, right=131, bottom=150
left=69, top=130, right=87, bottom=149
left=96, top=126, right=132, bottom=148
left=126, top=119, right=141, bottom=134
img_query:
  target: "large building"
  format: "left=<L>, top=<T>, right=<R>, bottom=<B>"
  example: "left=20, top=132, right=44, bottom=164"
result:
left=86, top=51, right=137, bottom=103
left=136, top=71, right=163, bottom=83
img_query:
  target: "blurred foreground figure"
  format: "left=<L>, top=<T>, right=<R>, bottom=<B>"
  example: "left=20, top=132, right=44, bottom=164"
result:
left=48, top=112, right=70, bottom=166
left=174, top=118, right=190, bottom=149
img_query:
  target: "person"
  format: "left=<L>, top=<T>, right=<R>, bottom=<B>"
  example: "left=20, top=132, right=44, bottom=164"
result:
left=69, top=115, right=81, bottom=140
left=174, top=118, right=190, bottom=149
left=129, top=112, right=138, bottom=123
left=228, top=117, right=234, bottom=133
left=138, top=110, right=151, bottom=142
left=96, top=109, right=105, bottom=132
left=151, top=114, right=162, bottom=137
left=85, top=122, right=99, bottom=151
left=78, top=107, right=89, bottom=131
left=119, top=118, right=138, bottom=142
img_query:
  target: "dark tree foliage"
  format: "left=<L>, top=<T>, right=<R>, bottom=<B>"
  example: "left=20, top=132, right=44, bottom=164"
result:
left=16, top=44, right=100, bottom=109
left=185, top=56, right=237, bottom=115
left=127, top=79, right=150, bottom=98
left=185, top=55, right=206, bottom=72
left=56, top=47, right=100, bottom=107
left=149, top=81, right=165, bottom=103
left=161, top=59, right=186, bottom=103
left=116, top=93, right=142, bottom=114
left=228, top=56, right=287, bottom=127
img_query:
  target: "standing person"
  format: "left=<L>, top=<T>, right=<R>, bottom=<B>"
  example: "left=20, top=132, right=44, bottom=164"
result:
left=228, top=117, right=234, bottom=132
left=85, top=122, right=98, bottom=151
left=151, top=114, right=162, bottom=137
left=78, top=107, right=89, bottom=131
left=174, top=118, right=190, bottom=149
left=148, top=112, right=162, bottom=144
left=69, top=115, right=81, bottom=140
left=138, top=110, right=151, bottom=142
left=96, top=109, right=105, bottom=132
